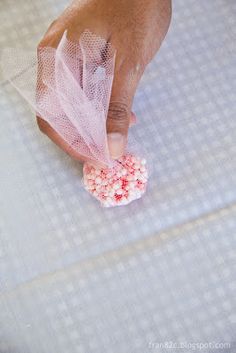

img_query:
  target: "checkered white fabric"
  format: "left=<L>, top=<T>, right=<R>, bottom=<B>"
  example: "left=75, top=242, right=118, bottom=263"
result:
left=0, top=0, right=236, bottom=352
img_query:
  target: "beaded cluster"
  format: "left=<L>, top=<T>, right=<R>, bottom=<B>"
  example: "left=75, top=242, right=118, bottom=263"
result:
left=83, top=154, right=148, bottom=207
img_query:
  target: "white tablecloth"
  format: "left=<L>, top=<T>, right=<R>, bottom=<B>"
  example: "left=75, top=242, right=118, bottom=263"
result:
left=0, top=0, right=236, bottom=352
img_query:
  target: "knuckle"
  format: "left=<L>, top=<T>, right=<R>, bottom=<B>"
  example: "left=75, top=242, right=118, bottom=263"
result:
left=107, top=102, right=129, bottom=132
left=108, top=102, right=129, bottom=122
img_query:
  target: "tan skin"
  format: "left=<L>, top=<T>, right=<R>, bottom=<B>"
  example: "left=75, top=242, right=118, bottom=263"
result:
left=37, top=0, right=172, bottom=161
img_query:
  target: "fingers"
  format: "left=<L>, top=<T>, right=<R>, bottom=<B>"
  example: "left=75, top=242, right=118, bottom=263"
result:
left=37, top=112, right=136, bottom=162
left=37, top=11, right=141, bottom=162
left=37, top=117, right=85, bottom=161
left=107, top=62, right=141, bottom=159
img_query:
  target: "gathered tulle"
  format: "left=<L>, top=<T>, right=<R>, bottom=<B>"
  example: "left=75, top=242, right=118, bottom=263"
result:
left=1, top=30, right=116, bottom=166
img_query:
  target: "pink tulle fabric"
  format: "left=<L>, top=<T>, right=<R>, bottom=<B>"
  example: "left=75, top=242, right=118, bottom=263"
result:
left=2, top=30, right=116, bottom=166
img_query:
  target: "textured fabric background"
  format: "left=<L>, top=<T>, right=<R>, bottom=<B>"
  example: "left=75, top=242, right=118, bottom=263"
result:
left=0, top=0, right=236, bottom=352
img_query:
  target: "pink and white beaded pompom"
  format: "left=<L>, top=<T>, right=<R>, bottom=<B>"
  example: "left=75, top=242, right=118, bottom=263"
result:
left=1, top=30, right=148, bottom=207
left=83, top=154, right=148, bottom=207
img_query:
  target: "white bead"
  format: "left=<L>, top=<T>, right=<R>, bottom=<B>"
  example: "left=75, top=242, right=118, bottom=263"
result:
left=109, top=190, right=115, bottom=197
left=129, top=182, right=136, bottom=189
left=114, top=183, right=120, bottom=190
left=95, top=177, right=102, bottom=184
left=116, top=189, right=123, bottom=195
left=141, top=159, right=146, bottom=165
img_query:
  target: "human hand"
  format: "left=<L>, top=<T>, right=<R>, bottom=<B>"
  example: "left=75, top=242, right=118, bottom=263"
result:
left=37, top=0, right=171, bottom=161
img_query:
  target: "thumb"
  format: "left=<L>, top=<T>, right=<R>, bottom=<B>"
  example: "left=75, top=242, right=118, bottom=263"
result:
left=107, top=67, right=140, bottom=159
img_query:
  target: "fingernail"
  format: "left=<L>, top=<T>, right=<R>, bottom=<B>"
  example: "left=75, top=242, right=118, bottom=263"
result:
left=107, top=132, right=126, bottom=159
